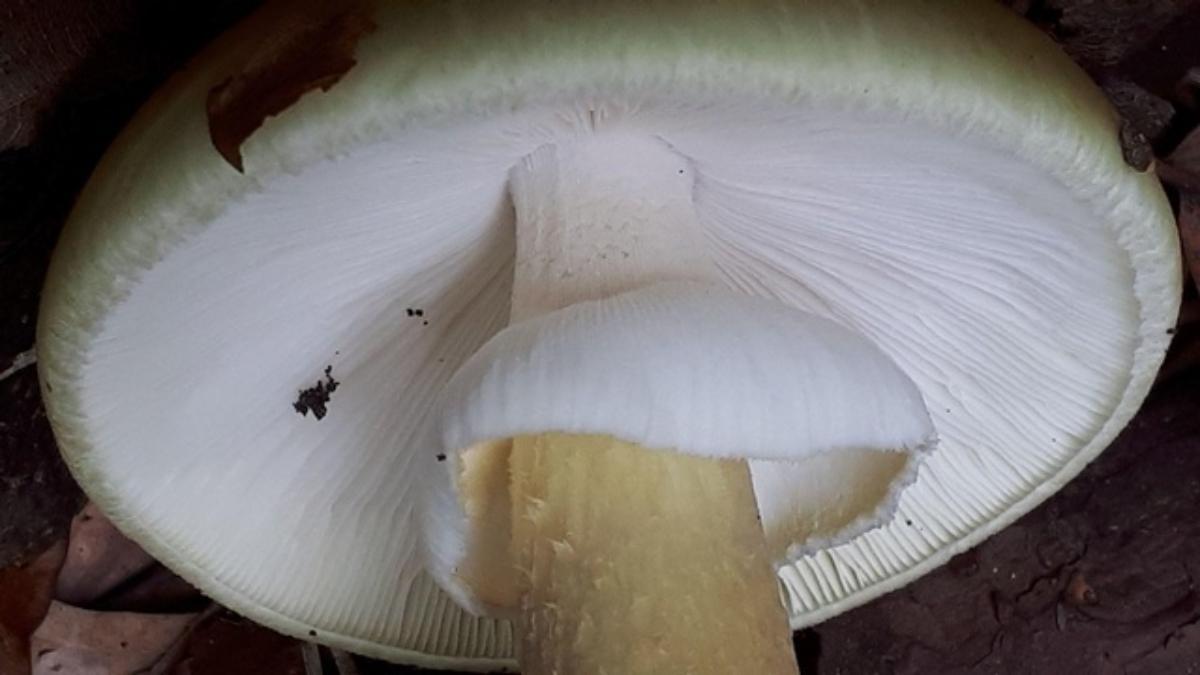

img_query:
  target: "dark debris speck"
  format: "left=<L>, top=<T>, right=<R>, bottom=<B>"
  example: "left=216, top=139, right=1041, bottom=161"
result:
left=293, top=366, right=340, bottom=420
left=436, top=453, right=447, bottom=462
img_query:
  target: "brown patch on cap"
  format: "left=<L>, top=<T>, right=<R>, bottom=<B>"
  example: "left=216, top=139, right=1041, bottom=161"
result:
left=206, top=2, right=376, bottom=172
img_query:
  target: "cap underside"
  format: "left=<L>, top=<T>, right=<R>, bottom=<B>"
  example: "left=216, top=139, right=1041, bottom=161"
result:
left=38, top=1, right=1179, bottom=669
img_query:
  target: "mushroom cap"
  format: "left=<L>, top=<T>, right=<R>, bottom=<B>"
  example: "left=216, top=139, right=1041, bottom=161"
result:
left=38, top=0, right=1179, bottom=670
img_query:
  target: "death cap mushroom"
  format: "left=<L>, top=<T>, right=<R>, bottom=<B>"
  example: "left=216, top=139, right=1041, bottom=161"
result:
left=38, top=0, right=1179, bottom=670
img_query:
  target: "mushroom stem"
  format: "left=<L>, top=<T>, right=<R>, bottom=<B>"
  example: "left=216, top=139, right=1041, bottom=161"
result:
left=509, top=434, right=799, bottom=675
left=502, top=133, right=799, bottom=672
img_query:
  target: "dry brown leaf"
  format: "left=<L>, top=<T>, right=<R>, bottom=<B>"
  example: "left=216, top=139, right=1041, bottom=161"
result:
left=0, top=541, right=67, bottom=675
left=56, top=503, right=203, bottom=614
left=56, top=503, right=155, bottom=607
left=30, top=602, right=194, bottom=675
left=93, top=564, right=203, bottom=615
left=205, top=1, right=376, bottom=172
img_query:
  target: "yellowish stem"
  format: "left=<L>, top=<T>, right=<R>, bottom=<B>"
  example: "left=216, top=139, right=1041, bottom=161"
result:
left=509, top=434, right=800, bottom=675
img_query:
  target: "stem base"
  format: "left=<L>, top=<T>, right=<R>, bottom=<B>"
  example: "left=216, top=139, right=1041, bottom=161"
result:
left=510, top=433, right=799, bottom=675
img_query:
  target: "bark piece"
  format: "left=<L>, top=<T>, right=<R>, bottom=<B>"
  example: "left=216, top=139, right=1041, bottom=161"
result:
left=30, top=603, right=194, bottom=675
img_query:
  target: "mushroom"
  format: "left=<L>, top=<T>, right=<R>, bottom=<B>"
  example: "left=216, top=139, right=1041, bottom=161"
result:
left=37, top=1, right=1180, bottom=673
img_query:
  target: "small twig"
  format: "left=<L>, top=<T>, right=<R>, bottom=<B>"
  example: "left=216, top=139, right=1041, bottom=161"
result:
left=301, top=642, right=324, bottom=675
left=331, top=649, right=359, bottom=675
left=0, top=347, right=36, bottom=383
